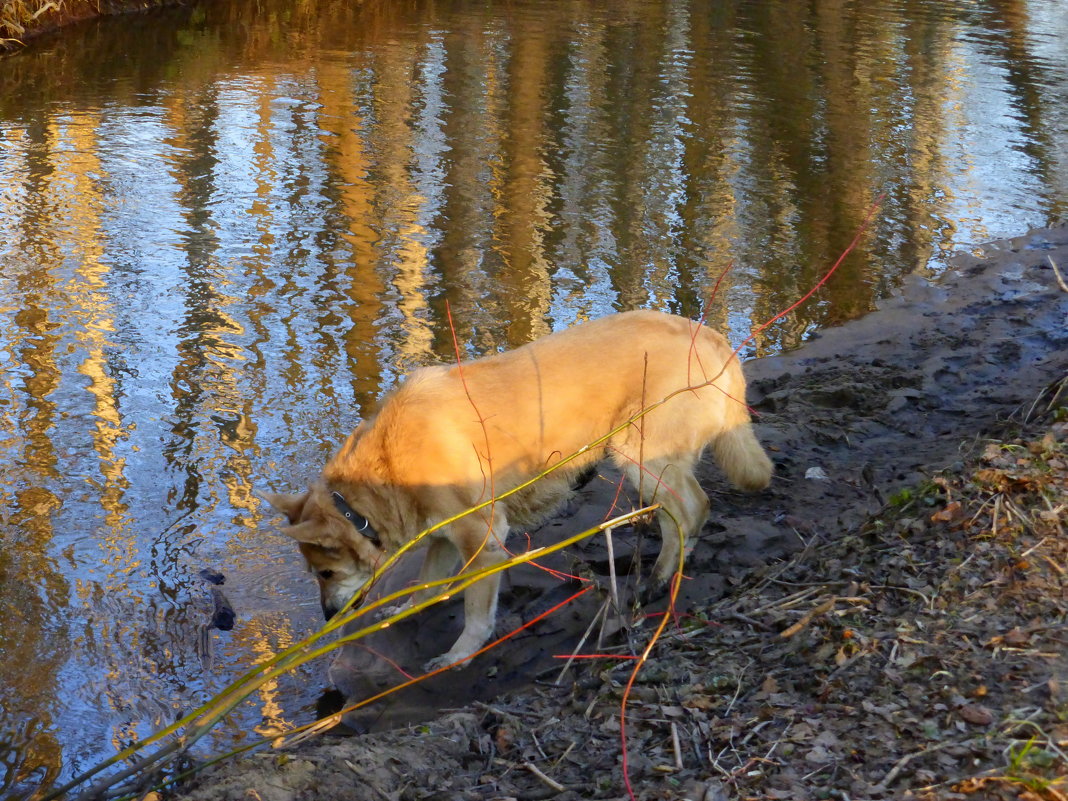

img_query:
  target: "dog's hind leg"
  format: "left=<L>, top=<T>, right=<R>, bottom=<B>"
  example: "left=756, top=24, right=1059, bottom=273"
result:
left=621, top=457, right=709, bottom=586
left=425, top=507, right=509, bottom=671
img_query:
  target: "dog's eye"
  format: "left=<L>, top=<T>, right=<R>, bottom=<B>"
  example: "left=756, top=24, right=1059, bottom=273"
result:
left=317, top=570, right=335, bottom=580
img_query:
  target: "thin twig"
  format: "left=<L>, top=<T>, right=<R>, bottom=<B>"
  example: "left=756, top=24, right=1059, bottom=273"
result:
left=555, top=596, right=610, bottom=685
left=670, top=722, right=684, bottom=770
left=874, top=740, right=963, bottom=790
left=605, top=526, right=621, bottom=617
left=779, top=596, right=837, bottom=638
left=523, top=761, right=566, bottom=792
left=1049, top=256, right=1068, bottom=293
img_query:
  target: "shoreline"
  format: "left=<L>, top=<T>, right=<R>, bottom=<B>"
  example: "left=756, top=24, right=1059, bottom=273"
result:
left=0, top=0, right=177, bottom=53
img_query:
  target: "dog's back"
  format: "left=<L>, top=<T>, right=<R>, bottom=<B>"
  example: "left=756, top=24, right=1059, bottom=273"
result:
left=338, top=310, right=770, bottom=511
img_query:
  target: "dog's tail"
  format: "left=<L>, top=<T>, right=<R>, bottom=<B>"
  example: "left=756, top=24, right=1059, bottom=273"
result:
left=711, top=418, right=773, bottom=492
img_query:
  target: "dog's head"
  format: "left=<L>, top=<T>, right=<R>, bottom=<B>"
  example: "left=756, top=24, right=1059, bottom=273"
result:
left=264, top=484, right=385, bottom=620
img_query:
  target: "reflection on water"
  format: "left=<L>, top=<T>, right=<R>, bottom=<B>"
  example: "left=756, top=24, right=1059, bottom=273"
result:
left=0, top=0, right=1066, bottom=795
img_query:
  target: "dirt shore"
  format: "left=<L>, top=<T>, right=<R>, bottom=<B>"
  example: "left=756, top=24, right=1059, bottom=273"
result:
left=0, top=0, right=171, bottom=52
left=172, top=225, right=1068, bottom=801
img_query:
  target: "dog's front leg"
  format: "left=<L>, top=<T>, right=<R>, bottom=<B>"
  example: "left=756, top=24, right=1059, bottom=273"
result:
left=379, top=536, right=457, bottom=619
left=424, top=570, right=501, bottom=672
left=423, top=513, right=507, bottom=672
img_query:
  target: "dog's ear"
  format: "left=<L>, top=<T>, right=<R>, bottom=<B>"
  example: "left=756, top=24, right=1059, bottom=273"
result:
left=280, top=520, right=340, bottom=549
left=261, top=490, right=309, bottom=525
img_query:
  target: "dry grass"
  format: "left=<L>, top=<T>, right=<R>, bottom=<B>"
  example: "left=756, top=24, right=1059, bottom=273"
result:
left=2, top=0, right=71, bottom=44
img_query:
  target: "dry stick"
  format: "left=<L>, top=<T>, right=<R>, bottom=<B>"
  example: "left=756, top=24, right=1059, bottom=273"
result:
left=779, top=596, right=837, bottom=639
left=670, top=721, right=684, bottom=770
left=554, top=597, right=611, bottom=685
left=602, top=525, right=621, bottom=650
left=874, top=739, right=964, bottom=791
left=523, top=761, right=567, bottom=793
left=1049, top=256, right=1068, bottom=294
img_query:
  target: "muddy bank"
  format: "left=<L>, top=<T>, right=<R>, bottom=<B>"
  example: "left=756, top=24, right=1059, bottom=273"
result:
left=0, top=0, right=176, bottom=52
left=175, top=225, right=1067, bottom=800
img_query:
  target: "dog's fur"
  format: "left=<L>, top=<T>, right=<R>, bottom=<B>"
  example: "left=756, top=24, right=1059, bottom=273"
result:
left=265, top=310, right=772, bottom=670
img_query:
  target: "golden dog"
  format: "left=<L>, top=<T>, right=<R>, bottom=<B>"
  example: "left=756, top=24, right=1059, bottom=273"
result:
left=265, top=310, right=772, bottom=670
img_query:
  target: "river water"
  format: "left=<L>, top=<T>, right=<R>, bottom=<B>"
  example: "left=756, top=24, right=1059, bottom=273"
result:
left=0, top=0, right=1066, bottom=795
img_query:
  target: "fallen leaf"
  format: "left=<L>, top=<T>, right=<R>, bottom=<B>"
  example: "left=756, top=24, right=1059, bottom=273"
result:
left=805, top=745, right=831, bottom=763
left=760, top=676, right=780, bottom=695
left=930, top=500, right=963, bottom=522
left=1003, top=628, right=1030, bottom=646
left=683, top=694, right=716, bottom=711
left=958, top=704, right=993, bottom=726
left=494, top=726, right=515, bottom=752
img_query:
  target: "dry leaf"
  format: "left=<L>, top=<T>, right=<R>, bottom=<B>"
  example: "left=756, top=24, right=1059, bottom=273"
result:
left=931, top=501, right=963, bottom=522
left=1003, top=628, right=1030, bottom=646
left=683, top=694, right=716, bottom=711
left=958, top=704, right=993, bottom=726
left=494, top=725, right=515, bottom=752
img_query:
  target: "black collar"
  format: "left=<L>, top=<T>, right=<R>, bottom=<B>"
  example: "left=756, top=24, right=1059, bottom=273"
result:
left=331, top=491, right=382, bottom=547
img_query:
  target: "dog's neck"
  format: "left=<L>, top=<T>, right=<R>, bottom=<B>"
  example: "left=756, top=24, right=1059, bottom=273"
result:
left=322, top=408, right=429, bottom=553
left=321, top=473, right=418, bottom=556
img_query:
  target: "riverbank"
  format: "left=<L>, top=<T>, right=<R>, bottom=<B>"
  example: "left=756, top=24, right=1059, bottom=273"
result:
left=0, top=0, right=174, bottom=51
left=172, top=225, right=1066, bottom=799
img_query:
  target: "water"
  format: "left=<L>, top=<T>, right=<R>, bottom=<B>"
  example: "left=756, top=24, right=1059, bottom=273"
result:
left=0, top=0, right=1066, bottom=795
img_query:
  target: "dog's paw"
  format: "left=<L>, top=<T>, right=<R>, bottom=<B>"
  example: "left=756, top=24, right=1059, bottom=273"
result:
left=636, top=577, right=671, bottom=607
left=377, top=600, right=413, bottom=620
left=423, top=653, right=469, bottom=673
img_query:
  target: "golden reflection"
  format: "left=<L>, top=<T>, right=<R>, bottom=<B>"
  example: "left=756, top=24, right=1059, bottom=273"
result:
left=370, top=43, right=436, bottom=369
left=0, top=122, right=68, bottom=795
left=494, top=23, right=554, bottom=347
left=430, top=24, right=502, bottom=350
left=316, top=58, right=389, bottom=407
left=896, top=7, right=961, bottom=279
left=53, top=112, right=136, bottom=568
left=240, top=620, right=297, bottom=738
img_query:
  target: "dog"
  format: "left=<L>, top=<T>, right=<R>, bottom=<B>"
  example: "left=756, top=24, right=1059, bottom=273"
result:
left=265, top=310, right=772, bottom=670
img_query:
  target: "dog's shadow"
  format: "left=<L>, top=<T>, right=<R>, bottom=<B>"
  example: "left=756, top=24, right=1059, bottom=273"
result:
left=322, top=563, right=606, bottom=733
left=319, top=522, right=668, bottom=733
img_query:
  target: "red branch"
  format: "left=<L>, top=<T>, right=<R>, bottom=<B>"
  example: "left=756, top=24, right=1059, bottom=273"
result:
left=615, top=197, right=883, bottom=800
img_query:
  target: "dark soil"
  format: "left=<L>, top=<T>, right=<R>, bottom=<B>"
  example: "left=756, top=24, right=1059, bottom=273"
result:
left=171, top=225, right=1068, bottom=801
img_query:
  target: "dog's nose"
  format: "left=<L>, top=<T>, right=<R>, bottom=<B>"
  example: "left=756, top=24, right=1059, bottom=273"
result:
left=322, top=604, right=337, bottom=620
